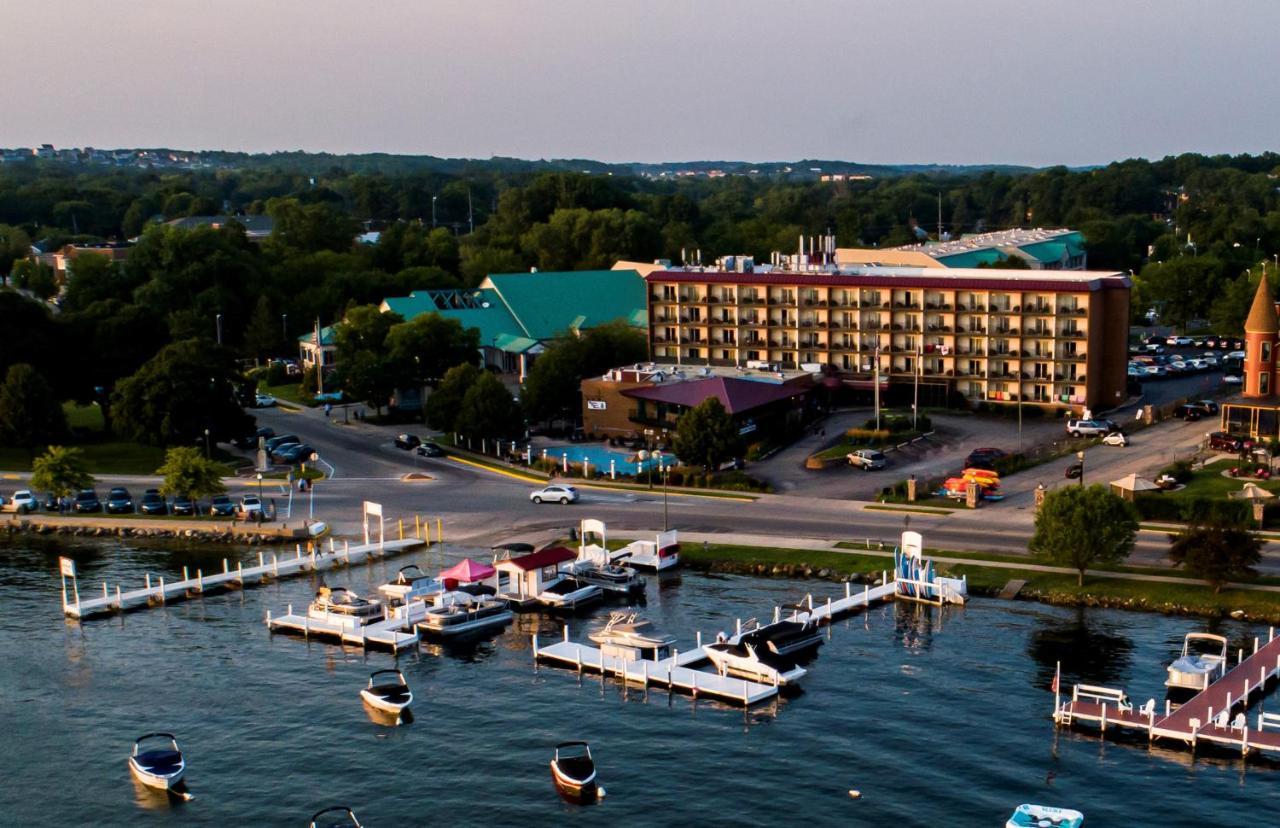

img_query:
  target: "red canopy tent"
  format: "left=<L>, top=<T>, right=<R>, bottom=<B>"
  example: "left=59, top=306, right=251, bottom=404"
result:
left=439, top=558, right=497, bottom=584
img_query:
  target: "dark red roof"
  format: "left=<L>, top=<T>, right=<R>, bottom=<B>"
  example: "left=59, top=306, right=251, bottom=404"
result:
left=496, top=546, right=577, bottom=571
left=645, top=269, right=1128, bottom=293
left=622, top=376, right=811, bottom=415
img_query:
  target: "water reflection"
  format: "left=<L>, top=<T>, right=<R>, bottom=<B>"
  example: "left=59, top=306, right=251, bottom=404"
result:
left=892, top=601, right=947, bottom=652
left=1027, top=608, right=1133, bottom=688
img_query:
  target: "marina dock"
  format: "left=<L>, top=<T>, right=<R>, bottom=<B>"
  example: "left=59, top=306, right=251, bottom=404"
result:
left=59, top=537, right=427, bottom=619
left=1056, top=628, right=1280, bottom=758
left=265, top=604, right=421, bottom=651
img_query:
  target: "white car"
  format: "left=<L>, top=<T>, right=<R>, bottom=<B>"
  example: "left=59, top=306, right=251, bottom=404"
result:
left=1167, top=335, right=1193, bottom=346
left=1224, top=374, right=1243, bottom=385
left=238, top=495, right=264, bottom=517
left=254, top=393, right=277, bottom=408
left=9, top=490, right=38, bottom=512
left=1102, top=431, right=1129, bottom=447
left=530, top=484, right=579, bottom=505
left=847, top=449, right=887, bottom=470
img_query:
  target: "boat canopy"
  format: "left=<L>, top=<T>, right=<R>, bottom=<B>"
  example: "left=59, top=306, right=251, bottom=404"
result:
left=439, top=558, right=496, bottom=582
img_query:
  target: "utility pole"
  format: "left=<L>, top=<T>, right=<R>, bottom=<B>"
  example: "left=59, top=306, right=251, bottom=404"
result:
left=913, top=341, right=921, bottom=428
left=874, top=345, right=882, bottom=432
left=281, top=313, right=288, bottom=342
left=467, top=188, right=474, bottom=234
left=314, top=318, right=325, bottom=396
left=431, top=196, right=438, bottom=228
left=936, top=191, right=943, bottom=240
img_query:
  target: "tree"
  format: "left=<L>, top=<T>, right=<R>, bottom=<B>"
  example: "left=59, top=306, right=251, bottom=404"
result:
left=111, top=339, right=254, bottom=445
left=1029, top=485, right=1138, bottom=586
left=335, top=349, right=396, bottom=413
left=31, top=445, right=93, bottom=497
left=0, top=363, right=67, bottom=458
left=155, top=446, right=227, bottom=500
left=0, top=224, right=32, bottom=276
left=671, top=397, right=743, bottom=472
left=1168, top=522, right=1263, bottom=593
left=425, top=362, right=481, bottom=432
left=456, top=372, right=523, bottom=440
left=521, top=321, right=647, bottom=423
left=243, top=295, right=281, bottom=361
left=384, top=312, right=480, bottom=386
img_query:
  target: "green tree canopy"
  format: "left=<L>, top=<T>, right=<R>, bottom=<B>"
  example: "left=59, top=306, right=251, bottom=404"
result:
left=425, top=362, right=481, bottom=432
left=520, top=321, right=647, bottom=423
left=385, top=312, right=480, bottom=387
left=243, top=295, right=282, bottom=361
left=1029, top=485, right=1139, bottom=585
left=456, top=372, right=523, bottom=440
left=1168, top=522, right=1263, bottom=593
left=156, top=446, right=228, bottom=500
left=110, top=339, right=254, bottom=445
left=31, top=445, right=93, bottom=497
left=671, top=397, right=743, bottom=472
left=0, top=363, right=67, bottom=457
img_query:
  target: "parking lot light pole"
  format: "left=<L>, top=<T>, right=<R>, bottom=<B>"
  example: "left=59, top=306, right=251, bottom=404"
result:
left=1077, top=450, right=1085, bottom=487
left=256, top=472, right=263, bottom=503
left=204, top=428, right=211, bottom=459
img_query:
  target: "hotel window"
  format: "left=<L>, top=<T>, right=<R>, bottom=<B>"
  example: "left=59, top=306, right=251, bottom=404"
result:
left=662, top=285, right=677, bottom=300
left=720, top=350, right=730, bottom=361
left=1264, top=373, right=1271, bottom=395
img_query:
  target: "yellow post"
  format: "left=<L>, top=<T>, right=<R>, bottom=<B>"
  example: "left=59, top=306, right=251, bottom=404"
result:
left=398, top=519, right=404, bottom=540
left=415, top=514, right=421, bottom=539
left=437, top=517, right=443, bottom=544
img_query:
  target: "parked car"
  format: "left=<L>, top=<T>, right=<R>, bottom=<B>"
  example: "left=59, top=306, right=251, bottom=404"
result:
left=1207, top=431, right=1252, bottom=452
left=1223, top=374, right=1243, bottom=385
left=9, top=490, right=38, bottom=513
left=254, top=392, right=277, bottom=408
left=235, top=426, right=277, bottom=450
left=394, top=433, right=422, bottom=450
left=1174, top=404, right=1204, bottom=421
left=1064, top=463, right=1083, bottom=479
left=43, top=491, right=61, bottom=511
left=139, top=490, right=168, bottom=515
left=238, top=495, right=264, bottom=517
left=415, top=442, right=445, bottom=458
left=264, top=434, right=300, bottom=453
left=276, top=443, right=315, bottom=463
left=847, top=449, right=887, bottom=470
left=1166, top=335, right=1193, bottom=346
left=209, top=494, right=237, bottom=516
left=530, top=484, right=579, bottom=505
left=105, top=487, right=134, bottom=514
left=964, top=447, right=1008, bottom=469
left=1101, top=431, right=1129, bottom=447
left=172, top=495, right=196, bottom=516
left=74, top=489, right=102, bottom=513
left=1188, top=400, right=1220, bottom=415
left=1066, top=419, right=1110, bottom=437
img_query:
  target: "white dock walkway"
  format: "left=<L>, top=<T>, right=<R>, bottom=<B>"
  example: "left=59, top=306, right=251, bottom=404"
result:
left=785, top=581, right=898, bottom=625
left=534, top=632, right=780, bottom=706
left=265, top=607, right=420, bottom=651
left=61, top=538, right=427, bottom=619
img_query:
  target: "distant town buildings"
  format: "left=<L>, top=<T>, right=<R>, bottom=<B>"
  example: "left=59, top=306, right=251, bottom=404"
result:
left=164, top=215, right=276, bottom=241
left=31, top=243, right=132, bottom=282
left=0, top=144, right=225, bottom=170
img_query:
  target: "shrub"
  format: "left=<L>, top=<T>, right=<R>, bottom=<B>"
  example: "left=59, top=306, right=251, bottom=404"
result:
left=265, top=362, right=288, bottom=386
left=1160, top=459, right=1194, bottom=484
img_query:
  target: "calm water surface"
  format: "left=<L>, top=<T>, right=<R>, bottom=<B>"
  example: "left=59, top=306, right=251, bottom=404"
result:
left=1, top=537, right=1274, bottom=826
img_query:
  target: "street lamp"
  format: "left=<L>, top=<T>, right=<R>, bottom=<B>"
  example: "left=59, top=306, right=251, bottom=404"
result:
left=204, top=428, right=211, bottom=459
left=1076, top=450, right=1085, bottom=487
left=638, top=449, right=652, bottom=489
left=281, top=313, right=288, bottom=340
left=432, top=196, right=438, bottom=228
left=653, top=450, right=669, bottom=531
left=256, top=472, right=263, bottom=504
left=216, top=313, right=223, bottom=345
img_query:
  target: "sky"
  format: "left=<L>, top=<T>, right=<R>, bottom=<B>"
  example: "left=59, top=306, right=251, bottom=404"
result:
left=4, top=0, right=1278, bottom=167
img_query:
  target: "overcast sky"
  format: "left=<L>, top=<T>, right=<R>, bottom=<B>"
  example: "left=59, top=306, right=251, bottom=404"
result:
left=4, top=1, right=1277, bottom=166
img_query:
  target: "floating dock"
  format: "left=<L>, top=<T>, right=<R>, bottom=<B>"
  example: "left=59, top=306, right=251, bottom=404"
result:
left=1056, top=628, right=1280, bottom=759
left=265, top=605, right=420, bottom=651
left=534, top=578, right=899, bottom=707
left=59, top=537, right=427, bottom=619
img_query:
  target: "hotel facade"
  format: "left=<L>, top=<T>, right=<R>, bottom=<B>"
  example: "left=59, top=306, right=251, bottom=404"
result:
left=644, top=266, right=1131, bottom=412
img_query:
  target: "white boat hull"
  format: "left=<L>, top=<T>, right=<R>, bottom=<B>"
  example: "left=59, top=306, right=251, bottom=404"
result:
left=360, top=688, right=413, bottom=715
left=128, top=757, right=185, bottom=791
left=419, top=609, right=514, bottom=637
left=1006, top=803, right=1084, bottom=828
left=703, top=646, right=806, bottom=686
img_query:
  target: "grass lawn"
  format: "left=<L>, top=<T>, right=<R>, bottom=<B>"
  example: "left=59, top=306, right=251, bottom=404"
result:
left=260, top=382, right=316, bottom=408
left=1165, top=458, right=1280, bottom=500
left=814, top=430, right=923, bottom=461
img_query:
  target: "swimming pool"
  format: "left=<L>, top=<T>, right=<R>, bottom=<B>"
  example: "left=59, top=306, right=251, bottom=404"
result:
left=538, top=443, right=673, bottom=474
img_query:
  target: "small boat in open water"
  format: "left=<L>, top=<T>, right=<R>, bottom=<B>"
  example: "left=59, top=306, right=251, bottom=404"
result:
left=1006, top=803, right=1084, bottom=828
left=128, top=732, right=186, bottom=791
left=310, top=805, right=364, bottom=827
left=550, top=741, right=601, bottom=803
left=1166, top=632, right=1228, bottom=692
left=359, top=669, right=413, bottom=718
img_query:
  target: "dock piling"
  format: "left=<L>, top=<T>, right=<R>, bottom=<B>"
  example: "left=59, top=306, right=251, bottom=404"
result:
left=159, top=576, right=165, bottom=603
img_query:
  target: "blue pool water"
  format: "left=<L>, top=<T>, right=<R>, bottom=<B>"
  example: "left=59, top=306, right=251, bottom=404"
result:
left=540, top=443, right=670, bottom=474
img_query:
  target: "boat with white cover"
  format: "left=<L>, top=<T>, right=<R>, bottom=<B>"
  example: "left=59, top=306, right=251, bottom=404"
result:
left=728, top=617, right=823, bottom=660
left=416, top=591, right=514, bottom=638
left=1165, top=632, right=1228, bottom=691
left=588, top=612, right=676, bottom=661
left=310, top=806, right=364, bottom=827
left=359, top=668, right=413, bottom=717
left=538, top=575, right=603, bottom=611
left=128, top=732, right=186, bottom=791
left=703, top=638, right=807, bottom=685
left=309, top=585, right=384, bottom=622
left=1005, top=803, right=1084, bottom=828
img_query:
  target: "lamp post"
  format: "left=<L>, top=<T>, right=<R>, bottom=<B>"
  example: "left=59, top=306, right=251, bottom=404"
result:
left=282, top=313, right=288, bottom=340
left=256, top=472, right=263, bottom=503
left=1076, top=450, right=1085, bottom=487
left=653, top=450, right=669, bottom=531
left=216, top=313, right=223, bottom=345
left=638, top=449, right=652, bottom=489
left=204, top=428, right=211, bottom=459
left=432, top=196, right=438, bottom=228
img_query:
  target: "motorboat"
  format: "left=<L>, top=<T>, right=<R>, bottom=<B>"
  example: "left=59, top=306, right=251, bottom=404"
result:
left=563, top=558, right=645, bottom=596
left=359, top=669, right=413, bottom=718
left=309, top=586, right=384, bottom=621
left=416, top=591, right=514, bottom=638
left=378, top=565, right=443, bottom=606
left=127, top=732, right=186, bottom=791
left=1166, top=632, right=1228, bottom=692
left=730, top=617, right=823, bottom=660
left=538, top=576, right=603, bottom=611
left=310, top=806, right=364, bottom=827
left=588, top=612, right=676, bottom=661
left=550, top=741, right=602, bottom=803
left=614, top=536, right=680, bottom=571
left=703, top=639, right=807, bottom=686
left=1005, top=803, right=1084, bottom=828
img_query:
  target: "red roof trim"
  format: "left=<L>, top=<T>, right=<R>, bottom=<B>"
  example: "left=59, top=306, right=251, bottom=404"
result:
left=645, top=270, right=1128, bottom=292
left=495, top=546, right=577, bottom=571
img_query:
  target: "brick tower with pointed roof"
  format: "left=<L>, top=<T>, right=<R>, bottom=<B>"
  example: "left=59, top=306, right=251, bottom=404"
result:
left=1244, top=277, right=1279, bottom=398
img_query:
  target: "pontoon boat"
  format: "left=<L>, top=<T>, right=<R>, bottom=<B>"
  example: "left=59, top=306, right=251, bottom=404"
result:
left=1005, top=803, right=1084, bottom=828
left=309, top=586, right=384, bottom=621
left=1166, top=632, right=1228, bottom=692
left=378, top=565, right=443, bottom=606
left=550, top=741, right=601, bottom=803
left=563, top=558, right=645, bottom=595
left=588, top=612, right=676, bottom=661
left=416, top=591, right=514, bottom=638
left=127, top=732, right=186, bottom=791
left=359, top=669, right=413, bottom=717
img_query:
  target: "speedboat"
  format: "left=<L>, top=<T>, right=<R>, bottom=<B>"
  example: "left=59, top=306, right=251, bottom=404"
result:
left=538, top=576, right=603, bottom=611
left=550, top=741, right=602, bottom=803
left=703, top=639, right=807, bottom=686
left=309, top=586, right=384, bottom=621
left=589, top=612, right=676, bottom=661
left=359, top=669, right=413, bottom=717
left=310, top=806, right=364, bottom=827
left=128, top=732, right=186, bottom=791
left=1006, top=803, right=1084, bottom=828
left=730, top=617, right=823, bottom=659
left=378, top=565, right=443, bottom=606
left=1166, top=632, right=1228, bottom=691
left=416, top=591, right=514, bottom=638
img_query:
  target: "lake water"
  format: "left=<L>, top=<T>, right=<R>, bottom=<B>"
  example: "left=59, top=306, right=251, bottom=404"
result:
left=1, top=536, right=1274, bottom=826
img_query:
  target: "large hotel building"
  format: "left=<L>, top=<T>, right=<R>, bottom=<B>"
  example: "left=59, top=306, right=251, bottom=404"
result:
left=644, top=265, right=1131, bottom=412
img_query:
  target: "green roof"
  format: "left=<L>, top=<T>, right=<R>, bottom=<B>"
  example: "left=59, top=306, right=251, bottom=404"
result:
left=493, top=333, right=540, bottom=353
left=381, top=289, right=523, bottom=346
left=297, top=324, right=337, bottom=346
left=482, top=270, right=645, bottom=340
left=1018, top=232, right=1084, bottom=264
left=934, top=248, right=1007, bottom=269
